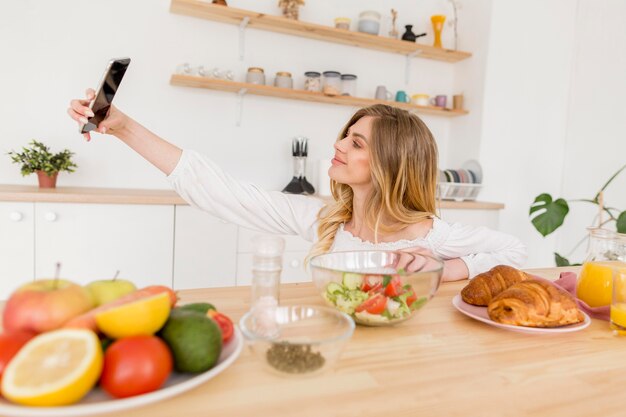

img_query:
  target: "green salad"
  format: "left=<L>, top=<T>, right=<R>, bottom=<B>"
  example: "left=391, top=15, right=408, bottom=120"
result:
left=323, top=272, right=428, bottom=324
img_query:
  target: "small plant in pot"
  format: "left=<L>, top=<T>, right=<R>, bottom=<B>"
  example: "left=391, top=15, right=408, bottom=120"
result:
left=7, top=140, right=77, bottom=188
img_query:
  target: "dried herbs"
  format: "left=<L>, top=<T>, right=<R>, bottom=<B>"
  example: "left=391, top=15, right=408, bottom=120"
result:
left=266, top=342, right=325, bottom=374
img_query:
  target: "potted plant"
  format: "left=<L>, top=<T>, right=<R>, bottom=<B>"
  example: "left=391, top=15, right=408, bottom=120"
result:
left=7, top=140, right=77, bottom=189
left=529, top=164, right=626, bottom=266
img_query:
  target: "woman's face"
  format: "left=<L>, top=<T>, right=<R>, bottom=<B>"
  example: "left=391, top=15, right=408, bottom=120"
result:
left=329, top=116, right=373, bottom=188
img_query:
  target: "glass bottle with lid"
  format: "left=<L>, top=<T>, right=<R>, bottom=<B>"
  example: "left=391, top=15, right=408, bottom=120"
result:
left=340, top=74, right=357, bottom=96
left=304, top=71, right=321, bottom=92
left=576, top=228, right=626, bottom=307
left=322, top=71, right=341, bottom=96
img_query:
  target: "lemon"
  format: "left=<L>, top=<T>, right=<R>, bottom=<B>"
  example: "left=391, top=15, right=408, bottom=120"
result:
left=95, top=292, right=171, bottom=339
left=1, top=329, right=102, bottom=406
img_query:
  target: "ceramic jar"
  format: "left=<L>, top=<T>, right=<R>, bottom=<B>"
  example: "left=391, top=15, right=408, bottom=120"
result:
left=246, top=67, right=265, bottom=85
left=357, top=11, right=381, bottom=35
left=274, top=71, right=293, bottom=89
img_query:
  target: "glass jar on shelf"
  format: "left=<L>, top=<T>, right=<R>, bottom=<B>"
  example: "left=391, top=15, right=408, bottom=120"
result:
left=357, top=11, right=381, bottom=35
left=246, top=67, right=265, bottom=85
left=322, top=71, right=341, bottom=96
left=304, top=71, right=321, bottom=92
left=274, top=71, right=293, bottom=89
left=340, top=74, right=357, bottom=96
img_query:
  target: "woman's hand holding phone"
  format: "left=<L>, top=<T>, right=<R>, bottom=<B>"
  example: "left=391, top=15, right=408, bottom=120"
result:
left=67, top=89, right=128, bottom=141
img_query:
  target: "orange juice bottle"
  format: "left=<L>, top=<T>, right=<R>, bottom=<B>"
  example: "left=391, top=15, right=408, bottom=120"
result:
left=576, top=228, right=626, bottom=307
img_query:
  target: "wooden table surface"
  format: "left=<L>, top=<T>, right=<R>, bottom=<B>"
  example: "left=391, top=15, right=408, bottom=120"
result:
left=56, top=266, right=618, bottom=417
left=1, top=267, right=620, bottom=417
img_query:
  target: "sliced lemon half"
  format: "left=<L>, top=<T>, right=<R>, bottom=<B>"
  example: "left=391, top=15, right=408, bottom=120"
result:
left=95, top=291, right=171, bottom=339
left=1, top=329, right=102, bottom=406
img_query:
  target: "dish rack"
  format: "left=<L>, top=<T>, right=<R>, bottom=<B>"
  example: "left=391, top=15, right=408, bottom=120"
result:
left=437, top=182, right=482, bottom=201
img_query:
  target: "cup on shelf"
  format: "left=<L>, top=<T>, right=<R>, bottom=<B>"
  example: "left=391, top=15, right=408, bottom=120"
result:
left=375, top=85, right=392, bottom=101
left=430, top=95, right=447, bottom=108
left=412, top=94, right=430, bottom=106
left=395, top=90, right=410, bottom=103
left=453, top=94, right=464, bottom=110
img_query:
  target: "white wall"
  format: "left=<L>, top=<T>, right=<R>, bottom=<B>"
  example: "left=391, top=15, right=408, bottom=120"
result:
left=0, top=0, right=468, bottom=193
left=556, top=0, right=626, bottom=263
left=478, top=0, right=626, bottom=267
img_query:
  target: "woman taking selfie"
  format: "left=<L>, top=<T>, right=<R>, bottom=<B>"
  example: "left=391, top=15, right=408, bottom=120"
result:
left=68, top=89, right=527, bottom=282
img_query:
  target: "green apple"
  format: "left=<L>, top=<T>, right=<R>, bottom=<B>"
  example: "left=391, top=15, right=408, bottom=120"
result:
left=86, top=278, right=137, bottom=306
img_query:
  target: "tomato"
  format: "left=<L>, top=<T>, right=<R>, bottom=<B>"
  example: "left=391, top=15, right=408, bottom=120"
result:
left=384, top=276, right=404, bottom=298
left=207, top=310, right=234, bottom=343
left=100, top=336, right=173, bottom=398
left=356, top=293, right=387, bottom=314
left=406, top=288, right=417, bottom=307
left=361, top=275, right=383, bottom=293
left=0, top=331, right=35, bottom=382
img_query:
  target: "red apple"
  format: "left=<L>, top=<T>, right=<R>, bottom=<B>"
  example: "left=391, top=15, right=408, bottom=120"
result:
left=2, top=279, right=95, bottom=333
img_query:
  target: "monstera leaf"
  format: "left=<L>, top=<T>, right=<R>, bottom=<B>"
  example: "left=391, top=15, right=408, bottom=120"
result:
left=529, top=194, right=570, bottom=237
left=618, top=211, right=626, bottom=234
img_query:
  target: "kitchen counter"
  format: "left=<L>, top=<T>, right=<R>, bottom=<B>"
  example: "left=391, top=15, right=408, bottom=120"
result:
left=0, top=185, right=505, bottom=210
left=73, top=266, right=618, bottom=417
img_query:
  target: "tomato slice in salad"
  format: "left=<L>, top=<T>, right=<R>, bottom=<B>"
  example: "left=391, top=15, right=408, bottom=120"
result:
left=361, top=275, right=383, bottom=293
left=384, top=276, right=404, bottom=298
left=355, top=293, right=387, bottom=314
left=406, top=288, right=417, bottom=306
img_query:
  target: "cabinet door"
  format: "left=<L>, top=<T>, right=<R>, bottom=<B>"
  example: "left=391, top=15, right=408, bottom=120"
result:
left=0, top=202, right=34, bottom=299
left=173, top=206, right=237, bottom=289
left=35, top=203, right=174, bottom=288
left=236, top=251, right=310, bottom=286
left=439, top=209, right=500, bottom=230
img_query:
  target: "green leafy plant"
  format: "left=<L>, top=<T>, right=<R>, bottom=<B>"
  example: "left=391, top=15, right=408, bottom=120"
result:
left=529, top=164, right=626, bottom=266
left=7, top=140, right=77, bottom=177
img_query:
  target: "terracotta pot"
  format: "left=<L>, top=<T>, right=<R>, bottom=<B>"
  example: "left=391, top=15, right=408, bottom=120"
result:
left=36, top=171, right=58, bottom=189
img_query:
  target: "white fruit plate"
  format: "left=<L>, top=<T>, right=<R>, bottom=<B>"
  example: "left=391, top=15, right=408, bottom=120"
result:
left=0, top=327, right=244, bottom=417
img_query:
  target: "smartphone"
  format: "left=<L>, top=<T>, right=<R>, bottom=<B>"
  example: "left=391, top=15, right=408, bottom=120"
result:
left=80, top=57, right=131, bottom=133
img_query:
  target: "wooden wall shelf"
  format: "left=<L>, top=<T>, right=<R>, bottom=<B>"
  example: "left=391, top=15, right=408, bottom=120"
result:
left=169, top=0, right=471, bottom=63
left=170, top=75, right=469, bottom=117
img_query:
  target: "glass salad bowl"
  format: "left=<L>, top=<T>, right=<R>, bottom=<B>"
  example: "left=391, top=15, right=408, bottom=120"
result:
left=239, top=305, right=354, bottom=377
left=309, top=250, right=444, bottom=326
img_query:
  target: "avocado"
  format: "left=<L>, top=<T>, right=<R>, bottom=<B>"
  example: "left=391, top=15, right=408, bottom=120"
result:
left=159, top=309, right=222, bottom=373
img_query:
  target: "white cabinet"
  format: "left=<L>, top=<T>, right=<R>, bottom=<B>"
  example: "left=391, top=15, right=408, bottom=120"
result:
left=236, top=227, right=312, bottom=285
left=34, top=203, right=174, bottom=288
left=0, top=202, right=34, bottom=299
left=173, top=206, right=238, bottom=289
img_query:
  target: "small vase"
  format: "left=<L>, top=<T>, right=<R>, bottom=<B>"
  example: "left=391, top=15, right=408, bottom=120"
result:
left=401, top=25, right=417, bottom=42
left=36, top=171, right=58, bottom=189
left=431, top=15, right=446, bottom=48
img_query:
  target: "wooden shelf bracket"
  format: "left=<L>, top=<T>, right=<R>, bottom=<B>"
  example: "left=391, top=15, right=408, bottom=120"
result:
left=238, top=16, right=250, bottom=60
left=405, top=50, right=422, bottom=85
left=236, top=87, right=247, bottom=126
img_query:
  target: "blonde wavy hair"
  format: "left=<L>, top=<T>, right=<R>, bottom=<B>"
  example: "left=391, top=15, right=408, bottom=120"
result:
left=307, top=104, right=438, bottom=262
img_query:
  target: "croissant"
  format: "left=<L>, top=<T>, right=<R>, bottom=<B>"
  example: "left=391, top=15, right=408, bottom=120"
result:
left=487, top=279, right=584, bottom=327
left=461, top=265, right=528, bottom=306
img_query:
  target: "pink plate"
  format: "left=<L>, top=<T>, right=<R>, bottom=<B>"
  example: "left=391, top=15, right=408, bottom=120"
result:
left=452, top=294, right=591, bottom=334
